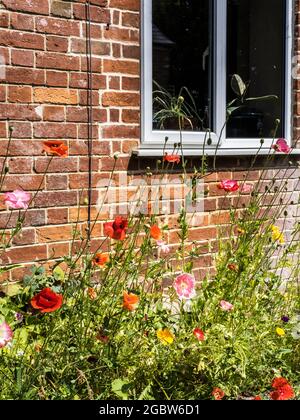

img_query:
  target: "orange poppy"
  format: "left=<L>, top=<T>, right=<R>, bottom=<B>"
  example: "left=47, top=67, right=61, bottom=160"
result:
left=43, top=140, right=68, bottom=158
left=150, top=224, right=162, bottom=240
left=123, top=291, right=139, bottom=311
left=92, top=253, right=109, bottom=268
left=163, top=154, right=181, bottom=164
left=87, top=287, right=97, bottom=300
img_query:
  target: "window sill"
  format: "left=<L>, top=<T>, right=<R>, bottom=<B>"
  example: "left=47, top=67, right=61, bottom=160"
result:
left=133, top=147, right=300, bottom=157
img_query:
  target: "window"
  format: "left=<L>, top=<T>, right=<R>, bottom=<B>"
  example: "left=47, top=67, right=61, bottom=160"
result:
left=141, top=0, right=293, bottom=154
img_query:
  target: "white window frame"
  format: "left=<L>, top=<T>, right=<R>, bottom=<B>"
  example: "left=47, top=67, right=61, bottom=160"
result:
left=139, top=0, right=294, bottom=156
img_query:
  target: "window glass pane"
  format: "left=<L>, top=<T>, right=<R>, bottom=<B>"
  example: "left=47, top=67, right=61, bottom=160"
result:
left=227, top=0, right=285, bottom=139
left=152, top=0, right=212, bottom=132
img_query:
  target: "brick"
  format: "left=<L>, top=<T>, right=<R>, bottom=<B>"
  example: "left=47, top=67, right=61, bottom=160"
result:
left=11, top=50, right=34, bottom=67
left=8, top=86, right=32, bottom=104
left=112, top=43, right=121, bottom=58
left=51, top=1, right=72, bottom=18
left=34, top=191, right=78, bottom=208
left=122, top=12, right=139, bottom=28
left=123, top=45, right=140, bottom=59
left=122, top=109, right=139, bottom=123
left=37, top=225, right=73, bottom=243
left=34, top=88, right=78, bottom=105
left=2, top=174, right=44, bottom=192
left=103, top=59, right=139, bottom=75
left=0, top=86, right=6, bottom=102
left=69, top=140, right=110, bottom=155
left=2, top=0, right=49, bottom=15
left=34, top=157, right=78, bottom=173
left=8, top=157, right=32, bottom=174
left=0, top=104, right=41, bottom=121
left=102, top=125, right=139, bottom=139
left=110, top=109, right=119, bottom=122
left=0, top=30, right=44, bottom=50
left=70, top=38, right=110, bottom=56
left=48, top=242, right=70, bottom=259
left=78, top=124, right=99, bottom=139
left=122, top=76, right=140, bottom=91
left=102, top=91, right=139, bottom=107
left=36, top=52, right=80, bottom=71
left=43, top=105, right=65, bottom=122
left=109, top=76, right=120, bottom=90
left=11, top=13, right=34, bottom=31
left=47, top=208, right=68, bottom=224
left=12, top=229, right=36, bottom=246
left=46, top=36, right=69, bottom=53
left=0, top=122, right=6, bottom=138
left=80, top=56, right=102, bottom=73
left=33, top=122, right=77, bottom=138
left=79, top=90, right=99, bottom=106
left=6, top=140, right=43, bottom=157
left=4, top=68, right=45, bottom=86
left=73, top=4, right=110, bottom=23
left=0, top=209, right=45, bottom=229
left=46, top=70, right=68, bottom=87
left=36, top=17, right=80, bottom=36
left=9, top=122, right=32, bottom=138
left=4, top=245, right=48, bottom=264
left=109, top=0, right=139, bottom=11
left=46, top=174, right=68, bottom=190
left=103, top=27, right=139, bottom=42
left=0, top=13, right=9, bottom=28
left=66, top=107, right=88, bottom=122
left=69, top=72, right=106, bottom=89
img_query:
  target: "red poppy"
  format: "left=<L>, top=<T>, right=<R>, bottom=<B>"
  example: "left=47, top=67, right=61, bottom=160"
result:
left=218, top=180, right=239, bottom=192
left=193, top=328, right=205, bottom=342
left=150, top=225, right=162, bottom=240
left=31, top=287, right=63, bottom=313
left=104, top=216, right=128, bottom=240
left=43, top=141, right=68, bottom=158
left=92, top=253, right=109, bottom=268
left=163, top=154, right=181, bottom=164
left=270, top=377, right=294, bottom=400
left=270, top=384, right=294, bottom=401
left=212, top=387, right=225, bottom=400
left=228, top=264, right=238, bottom=272
left=272, top=377, right=289, bottom=389
left=123, top=291, right=139, bottom=311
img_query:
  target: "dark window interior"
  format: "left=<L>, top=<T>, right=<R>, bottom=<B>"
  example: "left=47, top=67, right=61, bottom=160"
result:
left=152, top=0, right=212, bottom=131
left=227, top=0, right=285, bottom=139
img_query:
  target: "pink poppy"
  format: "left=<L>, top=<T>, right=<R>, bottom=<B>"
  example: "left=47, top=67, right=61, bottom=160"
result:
left=3, top=189, right=31, bottom=210
left=157, top=241, right=170, bottom=254
left=218, top=180, right=239, bottom=192
left=0, top=321, right=13, bottom=349
left=272, top=138, right=291, bottom=154
left=173, top=273, right=196, bottom=300
left=220, top=300, right=234, bottom=311
left=193, top=328, right=205, bottom=342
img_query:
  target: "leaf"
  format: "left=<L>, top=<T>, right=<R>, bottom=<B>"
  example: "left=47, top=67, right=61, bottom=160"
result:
left=0, top=282, right=22, bottom=297
left=231, top=74, right=246, bottom=97
left=245, top=95, right=278, bottom=102
left=111, top=379, right=130, bottom=400
left=53, top=266, right=65, bottom=282
left=227, top=106, right=241, bottom=117
left=138, top=384, right=154, bottom=400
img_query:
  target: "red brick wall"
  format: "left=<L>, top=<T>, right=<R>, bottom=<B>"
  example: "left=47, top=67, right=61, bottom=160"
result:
left=0, top=0, right=299, bottom=282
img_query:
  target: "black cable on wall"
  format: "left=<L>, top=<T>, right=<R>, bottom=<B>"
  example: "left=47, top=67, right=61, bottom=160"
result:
left=85, top=0, right=94, bottom=241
